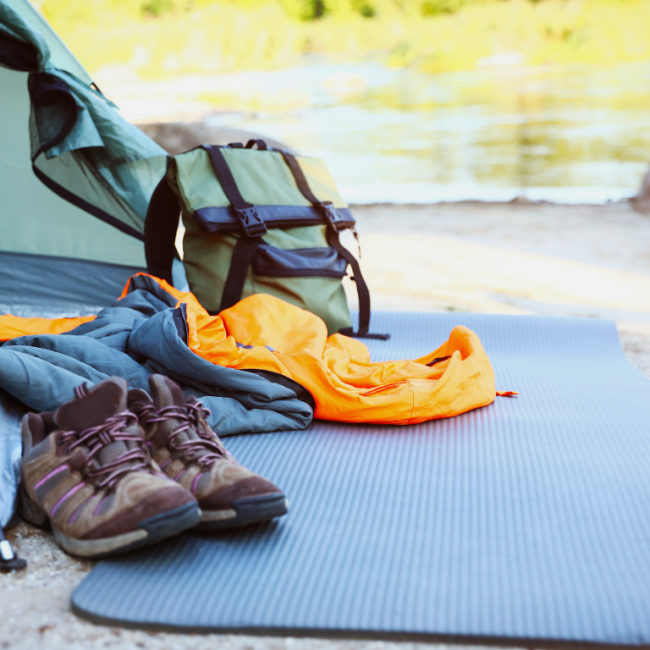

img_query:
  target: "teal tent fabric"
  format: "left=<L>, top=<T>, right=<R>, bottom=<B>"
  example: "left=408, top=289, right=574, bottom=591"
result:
left=0, top=0, right=172, bottom=526
left=0, top=1, right=168, bottom=238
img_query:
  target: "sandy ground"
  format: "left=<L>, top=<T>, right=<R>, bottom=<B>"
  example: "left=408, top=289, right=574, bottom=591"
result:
left=2, top=201, right=650, bottom=650
left=348, top=201, right=650, bottom=377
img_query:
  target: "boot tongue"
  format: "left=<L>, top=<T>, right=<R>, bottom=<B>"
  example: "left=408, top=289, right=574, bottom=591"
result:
left=56, top=378, right=128, bottom=431
left=149, top=375, right=187, bottom=410
left=148, top=374, right=205, bottom=452
left=55, top=378, right=136, bottom=467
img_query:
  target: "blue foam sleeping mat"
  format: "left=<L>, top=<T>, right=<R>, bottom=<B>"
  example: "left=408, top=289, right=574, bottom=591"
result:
left=72, top=312, right=650, bottom=646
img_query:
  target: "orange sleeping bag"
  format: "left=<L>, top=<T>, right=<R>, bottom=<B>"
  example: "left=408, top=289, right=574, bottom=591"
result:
left=0, top=274, right=514, bottom=424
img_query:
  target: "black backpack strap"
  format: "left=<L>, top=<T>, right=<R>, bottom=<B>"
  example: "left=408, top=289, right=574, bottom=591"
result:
left=203, top=145, right=267, bottom=238
left=202, top=145, right=267, bottom=312
left=325, top=229, right=385, bottom=340
left=218, top=234, right=263, bottom=312
left=281, top=153, right=348, bottom=232
left=144, top=177, right=179, bottom=285
left=281, top=152, right=388, bottom=340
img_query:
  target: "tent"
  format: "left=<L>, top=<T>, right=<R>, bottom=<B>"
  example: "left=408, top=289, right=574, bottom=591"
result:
left=0, top=0, right=171, bottom=528
left=0, top=0, right=169, bottom=318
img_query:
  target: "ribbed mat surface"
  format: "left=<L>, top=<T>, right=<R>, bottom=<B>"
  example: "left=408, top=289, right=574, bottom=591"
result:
left=72, top=313, right=650, bottom=646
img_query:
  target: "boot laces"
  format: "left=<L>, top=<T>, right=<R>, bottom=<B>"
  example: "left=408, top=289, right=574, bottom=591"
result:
left=60, top=411, right=150, bottom=490
left=139, top=401, right=227, bottom=469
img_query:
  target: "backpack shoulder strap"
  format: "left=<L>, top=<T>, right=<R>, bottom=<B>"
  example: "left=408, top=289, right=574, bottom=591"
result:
left=144, top=177, right=179, bottom=286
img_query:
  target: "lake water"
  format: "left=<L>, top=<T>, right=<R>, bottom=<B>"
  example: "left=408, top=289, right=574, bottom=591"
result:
left=202, top=58, right=650, bottom=204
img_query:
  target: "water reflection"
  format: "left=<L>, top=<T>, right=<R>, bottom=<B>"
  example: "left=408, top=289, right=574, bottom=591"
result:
left=203, top=59, right=650, bottom=203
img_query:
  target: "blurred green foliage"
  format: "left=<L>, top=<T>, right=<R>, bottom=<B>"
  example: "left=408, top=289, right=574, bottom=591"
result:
left=137, top=0, right=488, bottom=19
left=141, top=0, right=177, bottom=18
left=133, top=0, right=497, bottom=20
left=37, top=0, right=650, bottom=77
left=420, top=0, right=480, bottom=16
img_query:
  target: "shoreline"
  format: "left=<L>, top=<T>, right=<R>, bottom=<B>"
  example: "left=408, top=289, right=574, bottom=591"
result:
left=133, top=122, right=649, bottom=208
left=349, top=197, right=638, bottom=208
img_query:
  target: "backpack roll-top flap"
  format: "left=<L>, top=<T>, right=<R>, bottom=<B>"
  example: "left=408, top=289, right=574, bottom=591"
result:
left=167, top=146, right=355, bottom=234
left=194, top=205, right=356, bottom=234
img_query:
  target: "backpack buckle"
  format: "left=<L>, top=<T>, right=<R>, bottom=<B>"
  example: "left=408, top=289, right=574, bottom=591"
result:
left=319, top=201, right=346, bottom=232
left=234, top=204, right=267, bottom=237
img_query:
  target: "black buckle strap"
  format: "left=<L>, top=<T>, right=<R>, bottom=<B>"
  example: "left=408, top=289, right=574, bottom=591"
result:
left=203, top=145, right=268, bottom=237
left=338, top=327, right=391, bottom=341
left=318, top=201, right=347, bottom=232
left=281, top=150, right=389, bottom=341
left=234, top=204, right=267, bottom=237
left=327, top=229, right=390, bottom=341
left=218, top=234, right=263, bottom=312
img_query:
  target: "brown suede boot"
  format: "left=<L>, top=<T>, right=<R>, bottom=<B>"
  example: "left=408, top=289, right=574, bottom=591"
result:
left=128, top=375, right=288, bottom=530
left=19, top=377, right=200, bottom=558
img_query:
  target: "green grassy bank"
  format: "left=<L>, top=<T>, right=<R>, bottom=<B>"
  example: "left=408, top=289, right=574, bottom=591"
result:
left=37, top=0, right=650, bottom=77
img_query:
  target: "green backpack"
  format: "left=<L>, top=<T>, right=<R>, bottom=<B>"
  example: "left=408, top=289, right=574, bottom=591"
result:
left=145, top=140, right=388, bottom=339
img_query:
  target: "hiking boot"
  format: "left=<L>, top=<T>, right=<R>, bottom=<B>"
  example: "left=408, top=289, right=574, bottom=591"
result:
left=19, top=377, right=201, bottom=558
left=128, top=375, right=288, bottom=530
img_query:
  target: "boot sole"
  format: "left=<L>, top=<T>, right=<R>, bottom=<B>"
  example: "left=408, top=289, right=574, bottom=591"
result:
left=21, top=479, right=201, bottom=559
left=54, top=502, right=201, bottom=558
left=197, top=493, right=289, bottom=531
